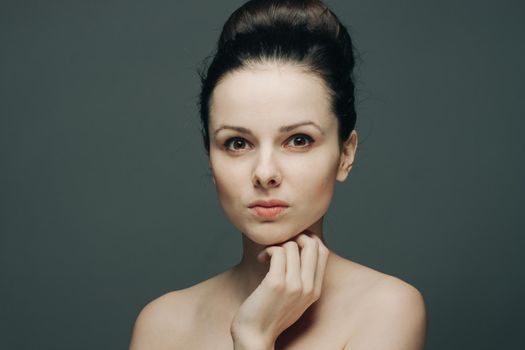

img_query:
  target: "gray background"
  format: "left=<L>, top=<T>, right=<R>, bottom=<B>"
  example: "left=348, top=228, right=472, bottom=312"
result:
left=1, top=0, right=523, bottom=349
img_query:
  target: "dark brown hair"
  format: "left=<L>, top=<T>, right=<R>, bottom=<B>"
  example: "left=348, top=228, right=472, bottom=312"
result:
left=198, top=0, right=357, bottom=155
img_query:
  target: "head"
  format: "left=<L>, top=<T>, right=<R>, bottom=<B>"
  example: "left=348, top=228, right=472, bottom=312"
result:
left=198, top=0, right=358, bottom=245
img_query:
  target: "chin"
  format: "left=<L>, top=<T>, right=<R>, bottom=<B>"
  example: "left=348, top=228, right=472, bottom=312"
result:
left=237, top=217, right=320, bottom=246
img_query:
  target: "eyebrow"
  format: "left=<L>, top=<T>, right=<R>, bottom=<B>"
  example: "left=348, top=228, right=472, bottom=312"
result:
left=213, top=121, right=325, bottom=137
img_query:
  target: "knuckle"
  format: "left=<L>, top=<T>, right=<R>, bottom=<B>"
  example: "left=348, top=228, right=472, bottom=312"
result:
left=306, top=234, right=318, bottom=243
left=301, top=285, right=315, bottom=297
left=301, top=236, right=315, bottom=247
left=297, top=233, right=309, bottom=241
left=283, top=241, right=299, bottom=250
left=272, top=246, right=285, bottom=256
left=287, top=285, right=302, bottom=296
left=309, top=239, right=319, bottom=250
left=295, top=234, right=309, bottom=245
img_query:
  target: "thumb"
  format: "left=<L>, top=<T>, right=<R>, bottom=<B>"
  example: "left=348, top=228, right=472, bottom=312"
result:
left=257, top=247, right=272, bottom=263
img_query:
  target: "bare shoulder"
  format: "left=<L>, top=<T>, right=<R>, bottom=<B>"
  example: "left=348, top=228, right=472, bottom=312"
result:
left=128, top=288, right=197, bottom=350
left=128, top=270, right=232, bottom=350
left=336, top=257, right=427, bottom=350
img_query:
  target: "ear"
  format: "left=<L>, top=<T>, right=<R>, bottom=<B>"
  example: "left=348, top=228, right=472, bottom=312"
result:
left=336, top=130, right=358, bottom=182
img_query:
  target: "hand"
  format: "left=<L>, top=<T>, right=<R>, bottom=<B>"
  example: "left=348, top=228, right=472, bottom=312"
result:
left=230, top=232, right=330, bottom=349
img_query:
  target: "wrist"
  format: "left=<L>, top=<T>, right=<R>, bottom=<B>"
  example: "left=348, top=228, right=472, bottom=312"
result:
left=231, top=324, right=275, bottom=350
left=232, top=339, right=274, bottom=350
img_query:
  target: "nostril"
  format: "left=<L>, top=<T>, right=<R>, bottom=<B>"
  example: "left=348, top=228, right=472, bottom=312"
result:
left=253, top=176, right=280, bottom=189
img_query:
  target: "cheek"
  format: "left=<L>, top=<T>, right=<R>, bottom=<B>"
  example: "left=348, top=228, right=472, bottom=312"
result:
left=306, top=166, right=337, bottom=205
left=213, top=172, right=234, bottom=199
left=288, top=152, right=339, bottom=206
left=210, top=157, right=246, bottom=204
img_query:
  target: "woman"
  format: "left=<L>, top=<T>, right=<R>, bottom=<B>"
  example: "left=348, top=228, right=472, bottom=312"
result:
left=129, top=1, right=427, bottom=349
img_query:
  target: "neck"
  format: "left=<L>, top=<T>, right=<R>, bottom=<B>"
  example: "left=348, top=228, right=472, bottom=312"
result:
left=230, top=217, right=326, bottom=301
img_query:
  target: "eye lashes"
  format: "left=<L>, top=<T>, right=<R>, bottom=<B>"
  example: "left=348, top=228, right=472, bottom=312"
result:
left=223, top=134, right=314, bottom=152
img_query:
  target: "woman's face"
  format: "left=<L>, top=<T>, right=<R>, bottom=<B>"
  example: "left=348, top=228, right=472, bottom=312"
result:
left=208, top=63, right=357, bottom=246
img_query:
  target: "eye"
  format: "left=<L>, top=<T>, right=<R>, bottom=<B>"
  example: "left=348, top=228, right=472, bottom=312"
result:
left=223, top=137, right=250, bottom=152
left=286, top=134, right=314, bottom=148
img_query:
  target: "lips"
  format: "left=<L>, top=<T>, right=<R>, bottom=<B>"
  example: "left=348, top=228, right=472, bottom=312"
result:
left=248, top=199, right=290, bottom=219
left=248, top=199, right=290, bottom=208
left=251, top=206, right=288, bottom=218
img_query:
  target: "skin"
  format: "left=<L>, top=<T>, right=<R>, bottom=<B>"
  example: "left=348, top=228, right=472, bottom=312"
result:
left=128, top=63, right=427, bottom=350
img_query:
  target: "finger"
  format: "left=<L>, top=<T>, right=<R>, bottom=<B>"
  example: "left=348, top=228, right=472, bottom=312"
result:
left=295, top=234, right=319, bottom=293
left=263, top=246, right=286, bottom=283
left=282, top=241, right=301, bottom=286
left=311, top=235, right=330, bottom=297
left=257, top=245, right=279, bottom=263
left=257, top=248, right=270, bottom=263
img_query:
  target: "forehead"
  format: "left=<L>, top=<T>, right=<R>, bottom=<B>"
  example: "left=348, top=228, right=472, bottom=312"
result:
left=209, top=63, right=334, bottom=129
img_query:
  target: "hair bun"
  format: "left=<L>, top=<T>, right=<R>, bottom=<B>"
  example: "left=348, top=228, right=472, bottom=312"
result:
left=219, top=0, right=342, bottom=49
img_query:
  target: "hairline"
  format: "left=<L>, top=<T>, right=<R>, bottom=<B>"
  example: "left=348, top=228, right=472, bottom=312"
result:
left=208, top=58, right=335, bottom=121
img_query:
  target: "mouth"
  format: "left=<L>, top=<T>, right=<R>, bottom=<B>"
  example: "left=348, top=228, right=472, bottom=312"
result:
left=250, top=206, right=288, bottom=219
left=247, top=199, right=290, bottom=219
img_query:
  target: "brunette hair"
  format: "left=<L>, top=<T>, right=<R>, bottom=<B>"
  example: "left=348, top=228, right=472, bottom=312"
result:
left=198, top=0, right=357, bottom=155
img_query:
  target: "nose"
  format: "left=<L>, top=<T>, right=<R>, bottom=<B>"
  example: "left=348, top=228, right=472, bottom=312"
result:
left=252, top=149, right=282, bottom=189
